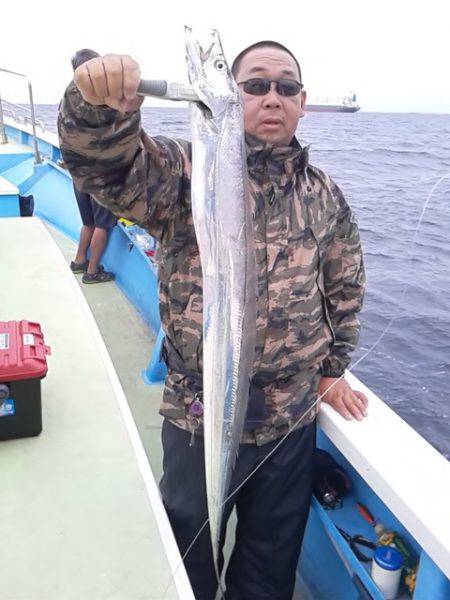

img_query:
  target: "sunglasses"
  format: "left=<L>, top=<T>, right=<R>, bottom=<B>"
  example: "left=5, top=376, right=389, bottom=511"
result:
left=238, top=78, right=304, bottom=97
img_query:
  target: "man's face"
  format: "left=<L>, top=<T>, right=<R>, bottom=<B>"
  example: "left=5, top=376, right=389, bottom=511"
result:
left=235, top=47, right=306, bottom=146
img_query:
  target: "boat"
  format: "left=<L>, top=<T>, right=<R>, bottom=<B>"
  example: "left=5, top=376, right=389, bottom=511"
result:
left=1, top=69, right=449, bottom=599
left=306, top=93, right=361, bottom=113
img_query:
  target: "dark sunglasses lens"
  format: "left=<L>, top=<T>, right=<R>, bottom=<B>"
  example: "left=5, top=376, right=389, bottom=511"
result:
left=243, top=79, right=271, bottom=95
left=277, top=80, right=302, bottom=96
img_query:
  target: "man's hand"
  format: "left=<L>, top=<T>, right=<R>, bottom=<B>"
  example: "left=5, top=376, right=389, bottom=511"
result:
left=74, top=54, right=144, bottom=113
left=318, top=376, right=368, bottom=421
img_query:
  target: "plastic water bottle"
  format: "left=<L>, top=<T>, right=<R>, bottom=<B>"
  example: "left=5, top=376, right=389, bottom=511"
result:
left=371, top=546, right=403, bottom=599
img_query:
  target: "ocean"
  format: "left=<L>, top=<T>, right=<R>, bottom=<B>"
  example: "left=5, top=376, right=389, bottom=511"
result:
left=34, top=104, right=450, bottom=459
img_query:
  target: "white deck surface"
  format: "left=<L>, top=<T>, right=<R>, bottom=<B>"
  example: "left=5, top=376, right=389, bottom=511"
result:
left=0, top=175, right=18, bottom=195
left=0, top=139, right=33, bottom=154
left=0, top=218, right=194, bottom=600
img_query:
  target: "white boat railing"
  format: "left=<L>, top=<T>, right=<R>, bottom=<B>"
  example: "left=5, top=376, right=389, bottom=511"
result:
left=0, top=67, right=42, bottom=163
left=1, top=99, right=45, bottom=132
left=0, top=90, right=6, bottom=145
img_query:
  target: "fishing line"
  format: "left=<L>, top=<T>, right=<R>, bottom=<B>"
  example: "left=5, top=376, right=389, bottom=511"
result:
left=163, top=173, right=450, bottom=599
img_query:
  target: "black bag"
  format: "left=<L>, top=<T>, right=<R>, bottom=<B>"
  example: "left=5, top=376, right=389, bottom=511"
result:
left=19, top=195, right=35, bottom=217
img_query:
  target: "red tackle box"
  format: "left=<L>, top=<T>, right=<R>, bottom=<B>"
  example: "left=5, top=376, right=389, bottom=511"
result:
left=0, top=321, right=51, bottom=441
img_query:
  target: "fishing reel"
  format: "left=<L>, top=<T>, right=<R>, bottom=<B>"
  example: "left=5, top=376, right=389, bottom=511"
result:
left=313, top=449, right=351, bottom=509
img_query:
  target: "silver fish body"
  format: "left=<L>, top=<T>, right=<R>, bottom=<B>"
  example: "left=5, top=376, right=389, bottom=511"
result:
left=185, top=27, right=257, bottom=569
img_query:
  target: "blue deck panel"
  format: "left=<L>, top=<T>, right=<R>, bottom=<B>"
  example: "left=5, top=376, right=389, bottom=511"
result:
left=0, top=152, right=34, bottom=173
left=0, top=194, right=20, bottom=217
left=102, top=224, right=161, bottom=335
left=4, top=124, right=56, bottom=162
left=1, top=156, right=35, bottom=185
left=2, top=159, right=52, bottom=195
left=299, top=498, right=386, bottom=600
left=143, top=327, right=167, bottom=384
left=414, top=552, right=450, bottom=600
left=31, top=170, right=83, bottom=241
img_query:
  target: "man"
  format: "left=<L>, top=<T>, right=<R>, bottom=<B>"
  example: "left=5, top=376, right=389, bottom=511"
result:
left=68, top=49, right=116, bottom=284
left=58, top=41, right=367, bottom=599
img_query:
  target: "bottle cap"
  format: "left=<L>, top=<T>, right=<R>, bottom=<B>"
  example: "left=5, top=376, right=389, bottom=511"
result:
left=374, top=523, right=386, bottom=537
left=374, top=546, right=403, bottom=571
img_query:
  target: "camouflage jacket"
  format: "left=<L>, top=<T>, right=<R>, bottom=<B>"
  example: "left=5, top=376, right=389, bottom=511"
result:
left=58, top=81, right=365, bottom=445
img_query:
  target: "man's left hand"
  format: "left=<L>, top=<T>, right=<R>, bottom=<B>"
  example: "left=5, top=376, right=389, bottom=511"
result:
left=318, top=377, right=368, bottom=421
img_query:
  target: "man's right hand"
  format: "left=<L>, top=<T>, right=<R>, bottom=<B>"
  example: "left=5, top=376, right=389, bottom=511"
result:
left=74, top=54, right=144, bottom=113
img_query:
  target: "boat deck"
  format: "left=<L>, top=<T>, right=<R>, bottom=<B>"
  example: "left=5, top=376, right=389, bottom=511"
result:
left=47, top=223, right=166, bottom=477
left=0, top=141, right=32, bottom=154
left=0, top=217, right=193, bottom=599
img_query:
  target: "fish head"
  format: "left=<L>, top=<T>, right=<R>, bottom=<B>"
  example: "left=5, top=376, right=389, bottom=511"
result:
left=185, top=27, right=239, bottom=115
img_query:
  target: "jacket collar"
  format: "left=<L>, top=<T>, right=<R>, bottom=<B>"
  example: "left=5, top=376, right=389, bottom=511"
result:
left=245, top=133, right=310, bottom=180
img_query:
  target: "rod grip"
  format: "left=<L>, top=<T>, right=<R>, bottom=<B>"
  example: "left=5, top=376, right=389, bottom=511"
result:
left=137, top=80, right=168, bottom=97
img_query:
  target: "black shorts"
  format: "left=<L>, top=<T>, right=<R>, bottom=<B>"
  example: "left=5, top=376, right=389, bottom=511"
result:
left=74, top=188, right=117, bottom=229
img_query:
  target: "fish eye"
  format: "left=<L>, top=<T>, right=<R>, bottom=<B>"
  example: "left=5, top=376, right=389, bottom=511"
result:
left=214, top=59, right=226, bottom=71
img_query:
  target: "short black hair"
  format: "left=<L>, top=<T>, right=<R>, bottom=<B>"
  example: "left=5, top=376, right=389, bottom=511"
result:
left=71, top=48, right=100, bottom=71
left=231, top=41, right=302, bottom=83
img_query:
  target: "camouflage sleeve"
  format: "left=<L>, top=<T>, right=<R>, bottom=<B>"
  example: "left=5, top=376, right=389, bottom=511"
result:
left=320, top=181, right=366, bottom=377
left=57, top=80, right=191, bottom=241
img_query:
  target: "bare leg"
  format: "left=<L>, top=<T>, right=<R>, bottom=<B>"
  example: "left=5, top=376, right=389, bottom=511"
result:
left=87, top=227, right=108, bottom=274
left=75, top=225, right=94, bottom=264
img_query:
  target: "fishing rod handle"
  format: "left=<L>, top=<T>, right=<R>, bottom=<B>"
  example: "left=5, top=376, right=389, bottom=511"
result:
left=137, top=80, right=168, bottom=97
left=137, top=79, right=199, bottom=102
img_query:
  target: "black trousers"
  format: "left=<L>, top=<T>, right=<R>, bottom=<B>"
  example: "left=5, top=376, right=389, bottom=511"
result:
left=160, top=419, right=316, bottom=600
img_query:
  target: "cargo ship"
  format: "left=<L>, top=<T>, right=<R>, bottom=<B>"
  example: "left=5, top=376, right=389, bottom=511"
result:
left=307, top=93, right=361, bottom=113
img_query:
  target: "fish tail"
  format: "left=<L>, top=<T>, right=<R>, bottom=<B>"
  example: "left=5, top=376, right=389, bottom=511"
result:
left=213, top=558, right=225, bottom=599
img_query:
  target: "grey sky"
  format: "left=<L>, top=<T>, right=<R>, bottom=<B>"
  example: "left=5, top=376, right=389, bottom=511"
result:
left=1, top=0, right=449, bottom=113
